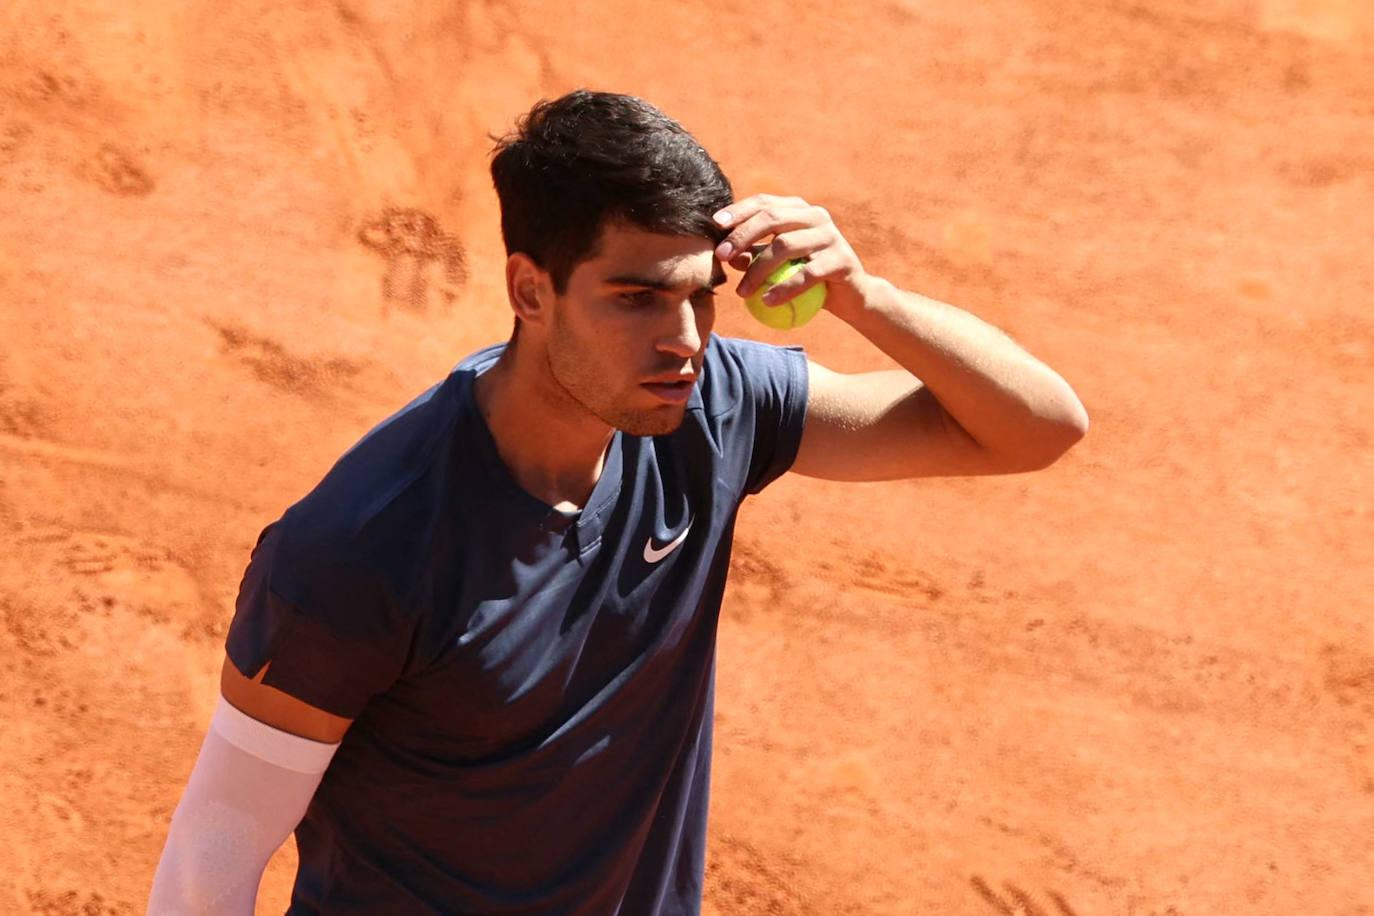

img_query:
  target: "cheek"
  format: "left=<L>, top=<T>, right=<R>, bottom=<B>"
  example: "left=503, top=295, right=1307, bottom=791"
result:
left=696, top=303, right=717, bottom=341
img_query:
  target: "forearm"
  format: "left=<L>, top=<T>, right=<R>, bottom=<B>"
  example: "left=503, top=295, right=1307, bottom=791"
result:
left=147, top=698, right=336, bottom=915
left=714, top=194, right=1088, bottom=477
left=839, top=276, right=1088, bottom=465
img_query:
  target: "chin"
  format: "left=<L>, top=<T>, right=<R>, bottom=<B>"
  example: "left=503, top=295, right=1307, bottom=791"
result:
left=611, top=406, right=687, bottom=438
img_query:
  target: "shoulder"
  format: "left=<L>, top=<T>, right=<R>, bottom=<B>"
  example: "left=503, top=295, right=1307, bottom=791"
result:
left=300, top=344, right=505, bottom=530
left=268, top=345, right=503, bottom=590
left=668, top=336, right=809, bottom=496
left=702, top=334, right=806, bottom=377
left=294, top=377, right=456, bottom=536
left=695, top=334, right=808, bottom=419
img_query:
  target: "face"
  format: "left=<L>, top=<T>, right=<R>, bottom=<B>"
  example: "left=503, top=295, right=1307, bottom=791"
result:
left=543, top=223, right=722, bottom=437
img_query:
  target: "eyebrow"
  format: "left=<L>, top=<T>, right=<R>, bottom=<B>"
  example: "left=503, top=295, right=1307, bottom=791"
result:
left=604, top=269, right=727, bottom=293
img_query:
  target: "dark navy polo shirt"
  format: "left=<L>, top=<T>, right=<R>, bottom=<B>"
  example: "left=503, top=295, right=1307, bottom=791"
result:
left=225, top=334, right=808, bottom=915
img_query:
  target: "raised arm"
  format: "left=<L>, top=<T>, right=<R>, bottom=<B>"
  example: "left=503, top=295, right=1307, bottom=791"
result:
left=712, top=195, right=1088, bottom=480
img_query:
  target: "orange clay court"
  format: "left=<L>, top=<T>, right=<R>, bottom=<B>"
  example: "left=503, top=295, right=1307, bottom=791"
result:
left=1, top=1, right=1371, bottom=913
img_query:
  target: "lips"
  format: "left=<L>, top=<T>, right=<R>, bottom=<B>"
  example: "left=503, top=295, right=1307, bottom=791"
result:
left=641, top=376, right=695, bottom=404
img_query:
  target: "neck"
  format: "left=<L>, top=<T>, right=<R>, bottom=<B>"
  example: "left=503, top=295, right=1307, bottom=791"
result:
left=473, top=343, right=615, bottom=511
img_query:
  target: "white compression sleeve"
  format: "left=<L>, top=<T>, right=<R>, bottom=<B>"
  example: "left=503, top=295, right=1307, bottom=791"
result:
left=146, top=697, right=341, bottom=915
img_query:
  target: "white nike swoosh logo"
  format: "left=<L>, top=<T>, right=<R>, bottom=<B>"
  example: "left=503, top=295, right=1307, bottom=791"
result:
left=643, top=519, right=693, bottom=564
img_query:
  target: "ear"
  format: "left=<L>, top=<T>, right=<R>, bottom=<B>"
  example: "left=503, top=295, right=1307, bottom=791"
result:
left=506, top=253, right=553, bottom=329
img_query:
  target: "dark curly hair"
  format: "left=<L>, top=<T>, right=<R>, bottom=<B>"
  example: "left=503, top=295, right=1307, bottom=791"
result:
left=490, top=90, right=734, bottom=295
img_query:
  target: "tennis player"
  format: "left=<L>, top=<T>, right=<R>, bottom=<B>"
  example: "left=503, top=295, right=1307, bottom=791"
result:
left=148, top=89, right=1087, bottom=915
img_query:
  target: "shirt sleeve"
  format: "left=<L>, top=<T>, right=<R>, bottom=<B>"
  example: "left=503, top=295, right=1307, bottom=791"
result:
left=707, top=336, right=810, bottom=497
left=225, top=518, right=415, bottom=720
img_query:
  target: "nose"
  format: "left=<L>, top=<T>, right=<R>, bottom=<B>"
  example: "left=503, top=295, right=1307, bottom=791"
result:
left=657, top=297, right=707, bottom=359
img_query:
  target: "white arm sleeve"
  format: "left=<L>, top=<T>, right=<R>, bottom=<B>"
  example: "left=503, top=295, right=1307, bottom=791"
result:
left=146, top=696, right=341, bottom=915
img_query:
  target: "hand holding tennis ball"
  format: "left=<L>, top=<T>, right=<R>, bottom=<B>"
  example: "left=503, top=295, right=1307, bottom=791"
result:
left=744, top=259, right=827, bottom=330
left=714, top=194, right=861, bottom=331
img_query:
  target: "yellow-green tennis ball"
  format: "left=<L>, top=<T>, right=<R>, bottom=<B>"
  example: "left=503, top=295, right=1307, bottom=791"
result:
left=744, top=259, right=827, bottom=330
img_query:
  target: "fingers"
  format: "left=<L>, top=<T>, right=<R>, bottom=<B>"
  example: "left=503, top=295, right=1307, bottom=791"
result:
left=712, top=193, right=805, bottom=236
left=758, top=249, right=852, bottom=304
left=727, top=247, right=757, bottom=272
left=713, top=193, right=866, bottom=312
left=736, top=226, right=835, bottom=300
left=712, top=194, right=832, bottom=265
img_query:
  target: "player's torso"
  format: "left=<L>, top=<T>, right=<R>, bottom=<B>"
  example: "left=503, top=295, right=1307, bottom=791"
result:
left=282, top=336, right=802, bottom=912
left=362, top=411, right=739, bottom=763
left=300, top=392, right=738, bottom=908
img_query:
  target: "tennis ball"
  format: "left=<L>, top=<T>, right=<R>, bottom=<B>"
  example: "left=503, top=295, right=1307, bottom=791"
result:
left=744, top=259, right=826, bottom=330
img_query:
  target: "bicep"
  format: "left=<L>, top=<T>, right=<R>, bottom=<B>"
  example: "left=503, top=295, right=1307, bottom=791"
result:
left=221, top=655, right=353, bottom=744
left=790, top=361, right=1009, bottom=481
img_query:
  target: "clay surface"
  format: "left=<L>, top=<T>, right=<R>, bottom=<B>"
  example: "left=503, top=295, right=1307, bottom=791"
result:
left=1, top=1, right=1371, bottom=912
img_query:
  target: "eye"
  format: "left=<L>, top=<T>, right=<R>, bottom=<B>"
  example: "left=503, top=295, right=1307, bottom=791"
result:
left=620, top=289, right=659, bottom=308
left=690, top=290, right=718, bottom=309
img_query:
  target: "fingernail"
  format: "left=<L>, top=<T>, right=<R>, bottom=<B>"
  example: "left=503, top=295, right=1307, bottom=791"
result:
left=713, top=210, right=732, bottom=227
left=716, top=241, right=734, bottom=260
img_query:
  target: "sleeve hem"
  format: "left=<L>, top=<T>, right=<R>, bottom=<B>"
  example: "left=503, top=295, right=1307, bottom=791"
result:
left=211, top=695, right=341, bottom=774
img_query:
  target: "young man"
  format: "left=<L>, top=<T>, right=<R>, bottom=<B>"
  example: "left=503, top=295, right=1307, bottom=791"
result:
left=148, top=90, right=1087, bottom=915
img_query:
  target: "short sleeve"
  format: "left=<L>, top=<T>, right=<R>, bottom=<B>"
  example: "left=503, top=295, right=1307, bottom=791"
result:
left=225, top=520, right=415, bottom=720
left=705, top=337, right=809, bottom=496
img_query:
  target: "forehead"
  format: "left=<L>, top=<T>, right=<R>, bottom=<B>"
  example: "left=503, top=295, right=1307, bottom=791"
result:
left=577, top=223, right=720, bottom=286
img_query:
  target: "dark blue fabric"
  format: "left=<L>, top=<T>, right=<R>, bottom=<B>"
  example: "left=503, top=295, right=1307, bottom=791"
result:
left=225, top=334, right=808, bottom=915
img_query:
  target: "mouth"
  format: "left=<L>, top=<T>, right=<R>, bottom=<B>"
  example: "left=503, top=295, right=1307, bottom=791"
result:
left=641, top=376, right=696, bottom=405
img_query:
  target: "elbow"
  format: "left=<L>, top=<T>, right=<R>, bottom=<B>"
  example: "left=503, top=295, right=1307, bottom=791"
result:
left=993, top=395, right=1088, bottom=474
left=1059, top=395, right=1091, bottom=446
left=1024, top=397, right=1089, bottom=471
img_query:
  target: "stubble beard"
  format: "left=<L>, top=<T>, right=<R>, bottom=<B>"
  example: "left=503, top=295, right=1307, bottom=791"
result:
left=545, top=317, right=686, bottom=438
